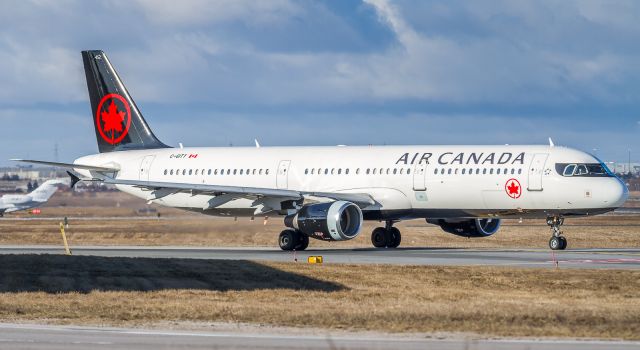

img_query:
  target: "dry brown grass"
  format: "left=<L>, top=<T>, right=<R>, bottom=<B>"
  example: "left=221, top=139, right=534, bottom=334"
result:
left=0, top=254, right=637, bottom=339
left=1, top=192, right=639, bottom=249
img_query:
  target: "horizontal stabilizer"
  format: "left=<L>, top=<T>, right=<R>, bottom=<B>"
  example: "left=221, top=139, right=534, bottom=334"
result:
left=11, top=159, right=118, bottom=172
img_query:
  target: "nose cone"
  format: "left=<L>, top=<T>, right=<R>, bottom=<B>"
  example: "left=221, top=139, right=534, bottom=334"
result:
left=609, top=178, right=629, bottom=208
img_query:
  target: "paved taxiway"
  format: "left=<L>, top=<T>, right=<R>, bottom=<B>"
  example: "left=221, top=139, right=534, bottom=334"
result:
left=0, top=245, right=638, bottom=269
left=0, top=323, right=637, bottom=350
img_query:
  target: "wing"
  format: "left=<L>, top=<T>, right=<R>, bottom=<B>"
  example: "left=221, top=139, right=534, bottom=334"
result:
left=102, top=178, right=376, bottom=207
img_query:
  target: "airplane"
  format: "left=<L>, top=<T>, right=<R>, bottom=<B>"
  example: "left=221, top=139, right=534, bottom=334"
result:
left=0, top=178, right=68, bottom=217
left=13, top=50, right=628, bottom=251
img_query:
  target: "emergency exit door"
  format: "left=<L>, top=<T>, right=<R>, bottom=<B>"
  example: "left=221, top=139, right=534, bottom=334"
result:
left=277, top=160, right=291, bottom=189
left=139, top=155, right=155, bottom=181
left=413, top=161, right=427, bottom=191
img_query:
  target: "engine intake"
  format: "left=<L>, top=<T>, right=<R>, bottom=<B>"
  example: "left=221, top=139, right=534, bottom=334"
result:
left=427, top=218, right=501, bottom=238
left=285, top=201, right=363, bottom=241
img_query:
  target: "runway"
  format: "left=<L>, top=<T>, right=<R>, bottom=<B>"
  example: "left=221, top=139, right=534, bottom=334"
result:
left=0, top=323, right=637, bottom=350
left=1, top=245, right=639, bottom=269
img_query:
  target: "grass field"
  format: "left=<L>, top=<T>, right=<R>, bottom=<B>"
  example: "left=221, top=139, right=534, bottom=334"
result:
left=0, top=192, right=639, bottom=249
left=0, top=254, right=637, bottom=339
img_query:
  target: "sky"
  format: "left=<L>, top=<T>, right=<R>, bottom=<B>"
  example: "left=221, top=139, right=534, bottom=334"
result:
left=1, top=0, right=639, bottom=165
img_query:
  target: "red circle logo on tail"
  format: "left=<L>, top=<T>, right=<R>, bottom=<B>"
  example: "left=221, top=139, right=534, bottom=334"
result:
left=96, top=93, right=131, bottom=145
left=505, top=178, right=522, bottom=199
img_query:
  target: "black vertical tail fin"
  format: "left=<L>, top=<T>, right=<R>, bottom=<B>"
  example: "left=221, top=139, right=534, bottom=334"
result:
left=82, top=50, right=169, bottom=153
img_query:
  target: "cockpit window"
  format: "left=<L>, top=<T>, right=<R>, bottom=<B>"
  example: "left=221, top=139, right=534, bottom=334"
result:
left=556, top=163, right=613, bottom=177
left=562, top=164, right=576, bottom=176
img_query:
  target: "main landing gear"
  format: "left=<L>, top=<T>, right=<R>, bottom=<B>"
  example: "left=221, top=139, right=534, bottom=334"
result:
left=547, top=216, right=567, bottom=250
left=371, top=221, right=401, bottom=248
left=278, top=229, right=309, bottom=251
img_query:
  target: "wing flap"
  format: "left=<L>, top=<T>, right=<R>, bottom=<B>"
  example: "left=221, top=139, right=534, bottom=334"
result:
left=102, top=178, right=375, bottom=207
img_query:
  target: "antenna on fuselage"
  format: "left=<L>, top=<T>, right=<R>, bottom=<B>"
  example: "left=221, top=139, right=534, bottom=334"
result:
left=179, top=143, right=184, bottom=149
left=548, top=137, right=555, bottom=147
left=254, top=139, right=261, bottom=148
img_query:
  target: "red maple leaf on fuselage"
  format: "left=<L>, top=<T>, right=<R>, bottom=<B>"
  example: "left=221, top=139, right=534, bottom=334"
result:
left=507, top=181, right=520, bottom=194
left=101, top=100, right=125, bottom=137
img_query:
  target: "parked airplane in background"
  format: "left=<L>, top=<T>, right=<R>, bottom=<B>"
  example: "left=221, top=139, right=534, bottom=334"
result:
left=0, top=179, right=68, bottom=217
left=14, top=51, right=628, bottom=250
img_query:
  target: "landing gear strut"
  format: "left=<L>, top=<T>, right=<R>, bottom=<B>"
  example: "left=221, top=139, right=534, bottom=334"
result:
left=547, top=216, right=567, bottom=250
left=371, top=221, right=401, bottom=248
left=278, top=229, right=309, bottom=251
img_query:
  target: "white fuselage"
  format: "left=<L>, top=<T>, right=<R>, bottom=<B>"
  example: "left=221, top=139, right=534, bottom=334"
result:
left=73, top=144, right=628, bottom=221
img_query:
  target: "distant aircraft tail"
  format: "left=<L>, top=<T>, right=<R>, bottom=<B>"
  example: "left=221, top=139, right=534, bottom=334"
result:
left=82, top=50, right=169, bottom=153
left=29, top=179, right=68, bottom=203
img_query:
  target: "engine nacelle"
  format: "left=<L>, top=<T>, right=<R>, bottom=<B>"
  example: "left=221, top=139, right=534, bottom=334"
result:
left=427, top=218, right=501, bottom=238
left=285, top=201, right=363, bottom=241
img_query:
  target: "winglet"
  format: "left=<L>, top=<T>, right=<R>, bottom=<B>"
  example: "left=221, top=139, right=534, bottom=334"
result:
left=548, top=137, right=555, bottom=147
left=66, top=171, right=81, bottom=188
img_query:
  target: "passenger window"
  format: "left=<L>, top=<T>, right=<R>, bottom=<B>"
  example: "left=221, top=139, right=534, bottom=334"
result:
left=311, top=169, right=315, bottom=175
left=346, top=168, right=350, bottom=175
left=483, top=168, right=487, bottom=175
left=462, top=169, right=466, bottom=174
left=164, top=169, right=167, bottom=175
left=407, top=169, right=411, bottom=175
left=182, top=169, right=186, bottom=175
left=454, top=168, right=458, bottom=175
left=366, top=169, right=370, bottom=175
left=195, top=169, right=199, bottom=175
left=259, top=169, right=263, bottom=175
left=497, top=169, right=501, bottom=175
left=511, top=169, right=515, bottom=175
left=393, top=168, right=397, bottom=175
left=475, top=169, right=480, bottom=175
left=227, top=169, right=231, bottom=175
left=399, top=168, right=403, bottom=175
left=373, top=169, right=377, bottom=175
left=239, top=169, right=243, bottom=175
left=266, top=169, right=270, bottom=175
left=434, top=169, right=438, bottom=175
left=447, top=168, right=452, bottom=175
left=563, top=164, right=576, bottom=176
left=325, top=169, right=329, bottom=175
left=169, top=170, right=173, bottom=175
left=252, top=169, right=256, bottom=175
left=338, top=168, right=342, bottom=175
left=355, top=168, right=359, bottom=174
left=518, top=169, right=522, bottom=174
left=489, top=169, right=494, bottom=174
left=305, top=169, right=308, bottom=175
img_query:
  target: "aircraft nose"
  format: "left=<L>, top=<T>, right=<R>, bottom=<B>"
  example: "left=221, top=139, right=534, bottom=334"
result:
left=609, top=179, right=629, bottom=208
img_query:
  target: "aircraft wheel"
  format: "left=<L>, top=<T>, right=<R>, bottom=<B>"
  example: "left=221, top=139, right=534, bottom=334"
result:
left=295, top=233, right=309, bottom=251
left=386, top=227, right=401, bottom=248
left=549, top=236, right=562, bottom=250
left=371, top=227, right=387, bottom=248
left=558, top=236, right=567, bottom=250
left=279, top=229, right=298, bottom=251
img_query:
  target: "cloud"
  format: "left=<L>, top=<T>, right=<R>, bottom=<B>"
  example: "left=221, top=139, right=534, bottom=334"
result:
left=0, top=0, right=639, bottom=164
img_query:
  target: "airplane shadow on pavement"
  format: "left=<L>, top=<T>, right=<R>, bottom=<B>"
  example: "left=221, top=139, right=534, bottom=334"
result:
left=0, top=254, right=345, bottom=293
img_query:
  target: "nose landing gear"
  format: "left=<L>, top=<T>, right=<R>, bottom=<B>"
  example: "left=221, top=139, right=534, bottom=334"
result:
left=547, top=216, right=567, bottom=250
left=371, top=221, right=402, bottom=248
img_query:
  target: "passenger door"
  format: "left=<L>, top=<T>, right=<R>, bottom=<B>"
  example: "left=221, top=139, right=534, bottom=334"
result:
left=527, top=153, right=548, bottom=191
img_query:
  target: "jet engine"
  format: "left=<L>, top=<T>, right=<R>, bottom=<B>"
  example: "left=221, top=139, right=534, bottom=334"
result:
left=285, top=201, right=363, bottom=241
left=427, top=218, right=501, bottom=238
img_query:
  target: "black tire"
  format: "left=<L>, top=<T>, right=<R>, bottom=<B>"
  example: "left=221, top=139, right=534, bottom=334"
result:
left=371, top=227, right=387, bottom=248
left=279, top=229, right=297, bottom=251
left=559, top=236, right=567, bottom=250
left=549, top=236, right=561, bottom=250
left=387, top=227, right=401, bottom=248
left=295, top=233, right=309, bottom=251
